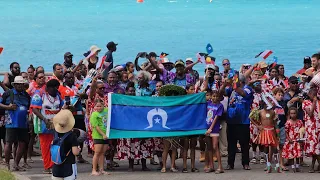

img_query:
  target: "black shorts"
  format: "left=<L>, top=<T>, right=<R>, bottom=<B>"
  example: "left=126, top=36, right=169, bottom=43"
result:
left=6, top=128, right=29, bottom=143
left=0, top=126, right=6, bottom=140
left=93, top=139, right=109, bottom=145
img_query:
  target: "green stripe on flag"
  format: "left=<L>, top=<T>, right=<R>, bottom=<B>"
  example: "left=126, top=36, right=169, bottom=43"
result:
left=111, top=93, right=206, bottom=107
left=108, top=129, right=206, bottom=139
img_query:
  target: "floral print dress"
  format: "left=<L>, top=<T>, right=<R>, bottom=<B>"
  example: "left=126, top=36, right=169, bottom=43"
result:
left=282, top=120, right=304, bottom=159
left=250, top=92, right=262, bottom=144
left=117, top=86, right=154, bottom=160
left=302, top=100, right=320, bottom=156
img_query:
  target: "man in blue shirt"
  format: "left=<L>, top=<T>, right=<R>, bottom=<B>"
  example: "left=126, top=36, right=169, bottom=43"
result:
left=0, top=76, right=30, bottom=171
left=220, top=74, right=253, bottom=170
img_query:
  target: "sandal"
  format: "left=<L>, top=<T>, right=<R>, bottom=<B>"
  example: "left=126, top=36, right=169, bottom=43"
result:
left=182, top=168, right=188, bottom=173
left=161, top=168, right=166, bottom=173
left=266, top=166, right=272, bottom=173
left=170, top=167, right=179, bottom=172
left=250, top=157, right=257, bottom=164
left=43, top=169, right=52, bottom=174
left=112, top=161, right=119, bottom=167
left=191, top=168, right=199, bottom=172
left=281, top=166, right=289, bottom=171
left=13, top=166, right=26, bottom=171
left=22, top=163, right=32, bottom=169
left=225, top=165, right=234, bottom=170
left=215, top=169, right=224, bottom=174
left=243, top=165, right=251, bottom=170
left=309, top=169, right=315, bottom=173
left=150, top=159, right=159, bottom=165
left=300, top=162, right=309, bottom=167
left=205, top=168, right=215, bottom=173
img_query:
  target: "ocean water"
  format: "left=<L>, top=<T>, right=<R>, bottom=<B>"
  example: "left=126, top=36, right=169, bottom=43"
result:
left=0, top=0, right=320, bottom=76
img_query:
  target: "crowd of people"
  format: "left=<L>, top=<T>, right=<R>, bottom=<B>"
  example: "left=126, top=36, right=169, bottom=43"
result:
left=0, top=42, right=320, bottom=179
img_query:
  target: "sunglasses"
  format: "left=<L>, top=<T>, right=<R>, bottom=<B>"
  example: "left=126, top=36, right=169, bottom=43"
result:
left=98, top=87, right=106, bottom=90
left=37, top=76, right=45, bottom=79
left=290, top=81, right=298, bottom=85
left=13, top=67, right=20, bottom=69
left=223, top=63, right=230, bottom=66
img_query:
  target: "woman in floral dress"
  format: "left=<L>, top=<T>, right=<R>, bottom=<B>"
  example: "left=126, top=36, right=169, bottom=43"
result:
left=86, top=79, right=108, bottom=153
left=302, top=89, right=320, bottom=173
left=117, top=73, right=153, bottom=171
left=282, top=107, right=304, bottom=172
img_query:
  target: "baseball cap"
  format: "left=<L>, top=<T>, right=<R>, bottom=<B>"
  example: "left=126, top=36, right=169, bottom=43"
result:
left=304, top=56, right=311, bottom=64
left=175, top=59, right=185, bottom=67
left=205, top=64, right=215, bottom=70
left=288, top=76, right=299, bottom=83
left=149, top=52, right=159, bottom=58
left=106, top=41, right=118, bottom=49
left=186, top=58, right=193, bottom=63
left=64, top=52, right=73, bottom=57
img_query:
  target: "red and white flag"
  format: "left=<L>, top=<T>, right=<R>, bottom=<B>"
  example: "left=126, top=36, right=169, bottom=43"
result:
left=96, top=55, right=106, bottom=70
left=0, top=47, right=3, bottom=55
left=255, top=50, right=273, bottom=59
left=196, top=53, right=205, bottom=63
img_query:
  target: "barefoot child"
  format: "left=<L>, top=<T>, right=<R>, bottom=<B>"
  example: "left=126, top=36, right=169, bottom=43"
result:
left=252, top=98, right=280, bottom=173
left=182, top=84, right=199, bottom=173
left=90, top=99, right=110, bottom=176
left=205, top=90, right=224, bottom=174
left=272, top=87, right=288, bottom=171
left=282, top=107, right=304, bottom=173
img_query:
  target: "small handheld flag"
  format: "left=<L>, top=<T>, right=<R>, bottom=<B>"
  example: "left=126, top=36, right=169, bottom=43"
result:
left=196, top=53, right=205, bottom=63
left=270, top=56, right=278, bottom=68
left=205, top=56, right=215, bottom=65
left=0, top=47, right=3, bottom=55
left=160, top=52, right=169, bottom=58
left=255, top=50, right=273, bottom=59
left=206, top=43, right=213, bottom=54
left=96, top=56, right=106, bottom=70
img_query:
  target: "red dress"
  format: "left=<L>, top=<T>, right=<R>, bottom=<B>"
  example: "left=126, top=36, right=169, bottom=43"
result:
left=282, top=120, right=304, bottom=159
left=302, top=100, right=320, bottom=156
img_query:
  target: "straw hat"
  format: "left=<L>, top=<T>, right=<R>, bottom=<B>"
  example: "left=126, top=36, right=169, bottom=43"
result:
left=53, top=110, right=75, bottom=133
left=258, top=61, right=268, bottom=69
left=90, top=45, right=101, bottom=54
left=11, top=76, right=28, bottom=86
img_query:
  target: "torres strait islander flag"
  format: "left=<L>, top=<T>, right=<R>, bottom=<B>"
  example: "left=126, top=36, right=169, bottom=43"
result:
left=106, top=93, right=207, bottom=139
left=255, top=50, right=273, bottom=59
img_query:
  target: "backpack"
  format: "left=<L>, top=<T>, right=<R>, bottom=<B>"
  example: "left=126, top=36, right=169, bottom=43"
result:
left=50, top=131, right=72, bottom=165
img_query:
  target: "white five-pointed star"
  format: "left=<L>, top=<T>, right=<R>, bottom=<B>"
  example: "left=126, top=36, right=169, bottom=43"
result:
left=154, top=117, right=161, bottom=124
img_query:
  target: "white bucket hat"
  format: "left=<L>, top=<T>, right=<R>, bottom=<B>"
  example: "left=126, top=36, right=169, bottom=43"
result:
left=11, top=76, right=28, bottom=86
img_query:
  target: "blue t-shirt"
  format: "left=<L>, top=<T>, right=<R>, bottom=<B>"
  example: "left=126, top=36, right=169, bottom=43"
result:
left=206, top=102, right=224, bottom=131
left=174, top=78, right=187, bottom=89
left=1, top=89, right=30, bottom=129
left=226, top=85, right=253, bottom=125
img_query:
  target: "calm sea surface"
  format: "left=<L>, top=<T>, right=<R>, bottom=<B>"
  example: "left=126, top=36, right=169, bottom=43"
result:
left=1, top=0, right=320, bottom=75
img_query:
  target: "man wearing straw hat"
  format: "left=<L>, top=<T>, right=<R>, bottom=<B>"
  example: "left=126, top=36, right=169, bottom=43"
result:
left=0, top=76, right=30, bottom=171
left=52, top=109, right=80, bottom=180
